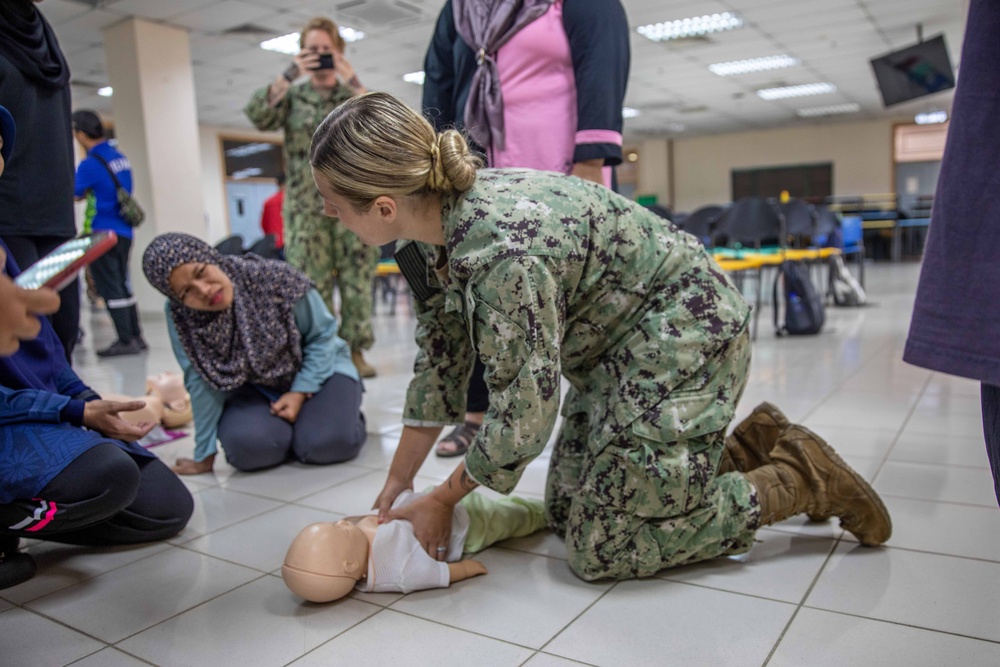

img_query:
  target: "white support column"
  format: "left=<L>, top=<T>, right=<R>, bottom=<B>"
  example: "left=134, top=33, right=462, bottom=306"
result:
left=103, top=18, right=206, bottom=310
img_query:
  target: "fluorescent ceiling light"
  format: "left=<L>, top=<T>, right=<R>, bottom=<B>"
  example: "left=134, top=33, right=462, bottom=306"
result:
left=637, top=12, right=743, bottom=42
left=709, top=55, right=799, bottom=77
left=261, top=27, right=366, bottom=55
left=622, top=107, right=640, bottom=118
left=232, top=167, right=263, bottom=180
left=915, top=110, right=948, bottom=125
left=796, top=103, right=861, bottom=118
left=338, top=27, right=365, bottom=43
left=225, top=142, right=275, bottom=158
left=757, top=82, right=836, bottom=100
left=97, top=86, right=113, bottom=97
left=403, top=71, right=425, bottom=85
left=667, top=123, right=686, bottom=132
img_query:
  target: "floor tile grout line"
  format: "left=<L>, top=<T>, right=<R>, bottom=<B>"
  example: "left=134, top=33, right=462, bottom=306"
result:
left=65, top=645, right=160, bottom=667
left=532, top=580, right=622, bottom=657
left=5, top=542, right=176, bottom=608
left=518, top=651, right=599, bottom=667
left=877, top=492, right=1000, bottom=510
left=278, top=602, right=389, bottom=667
left=185, top=464, right=376, bottom=506
left=108, top=573, right=272, bottom=649
left=4, top=605, right=117, bottom=655
left=374, top=605, right=550, bottom=654
left=833, top=540, right=1000, bottom=566
left=762, top=533, right=845, bottom=666
left=171, top=495, right=342, bottom=548
left=867, top=373, right=935, bottom=485
left=795, top=604, right=1000, bottom=646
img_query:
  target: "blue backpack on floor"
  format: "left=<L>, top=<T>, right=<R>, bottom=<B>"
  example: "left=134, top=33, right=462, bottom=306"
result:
left=773, top=261, right=825, bottom=336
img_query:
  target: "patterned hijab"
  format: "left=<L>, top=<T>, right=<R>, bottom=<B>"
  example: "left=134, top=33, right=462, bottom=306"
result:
left=143, top=233, right=314, bottom=392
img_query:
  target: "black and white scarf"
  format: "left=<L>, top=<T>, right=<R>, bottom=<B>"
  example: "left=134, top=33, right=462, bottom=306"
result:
left=143, top=233, right=313, bottom=392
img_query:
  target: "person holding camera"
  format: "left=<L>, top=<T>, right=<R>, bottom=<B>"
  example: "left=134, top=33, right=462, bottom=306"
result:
left=244, top=16, right=380, bottom=379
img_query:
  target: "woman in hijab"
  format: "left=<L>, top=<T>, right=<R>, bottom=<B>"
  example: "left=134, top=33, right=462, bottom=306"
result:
left=143, top=233, right=367, bottom=475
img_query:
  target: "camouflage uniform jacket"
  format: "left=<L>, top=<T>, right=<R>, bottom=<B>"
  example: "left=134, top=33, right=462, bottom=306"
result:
left=403, top=170, right=751, bottom=494
left=243, top=81, right=355, bottom=225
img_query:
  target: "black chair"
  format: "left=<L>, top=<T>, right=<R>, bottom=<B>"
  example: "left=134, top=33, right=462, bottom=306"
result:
left=644, top=203, right=673, bottom=222
left=813, top=204, right=840, bottom=246
left=214, top=234, right=245, bottom=256
left=780, top=200, right=816, bottom=247
left=679, top=204, right=726, bottom=246
left=713, top=197, right=784, bottom=249
left=246, top=234, right=281, bottom=260
left=714, top=198, right=786, bottom=341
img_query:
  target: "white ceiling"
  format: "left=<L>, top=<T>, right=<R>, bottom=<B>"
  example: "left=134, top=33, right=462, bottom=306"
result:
left=45, top=0, right=970, bottom=139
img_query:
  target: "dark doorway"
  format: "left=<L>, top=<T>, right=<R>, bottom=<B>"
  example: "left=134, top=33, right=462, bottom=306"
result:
left=732, top=163, right=833, bottom=203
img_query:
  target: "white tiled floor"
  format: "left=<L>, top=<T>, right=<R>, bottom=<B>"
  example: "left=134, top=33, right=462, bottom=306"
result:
left=3, top=262, right=1000, bottom=666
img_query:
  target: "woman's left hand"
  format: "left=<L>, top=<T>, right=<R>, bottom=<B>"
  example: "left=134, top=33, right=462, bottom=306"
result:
left=271, top=391, right=309, bottom=423
left=386, top=492, right=455, bottom=561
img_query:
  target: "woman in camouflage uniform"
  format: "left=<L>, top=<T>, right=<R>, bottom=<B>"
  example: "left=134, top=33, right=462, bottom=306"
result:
left=244, top=16, right=379, bottom=378
left=309, top=93, right=892, bottom=581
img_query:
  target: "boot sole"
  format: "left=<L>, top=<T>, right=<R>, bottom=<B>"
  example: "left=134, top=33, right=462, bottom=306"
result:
left=786, top=425, right=892, bottom=546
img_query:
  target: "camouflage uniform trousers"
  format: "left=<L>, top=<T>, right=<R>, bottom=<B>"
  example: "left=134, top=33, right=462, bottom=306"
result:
left=283, top=210, right=380, bottom=351
left=545, top=329, right=761, bottom=581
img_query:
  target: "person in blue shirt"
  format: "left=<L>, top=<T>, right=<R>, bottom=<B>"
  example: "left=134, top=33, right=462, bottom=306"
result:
left=72, top=109, right=146, bottom=357
left=0, top=239, right=194, bottom=590
left=142, top=233, right=367, bottom=475
left=2, top=103, right=191, bottom=592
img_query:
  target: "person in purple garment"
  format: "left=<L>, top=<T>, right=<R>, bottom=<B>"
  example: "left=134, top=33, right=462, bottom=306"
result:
left=903, top=0, right=1000, bottom=505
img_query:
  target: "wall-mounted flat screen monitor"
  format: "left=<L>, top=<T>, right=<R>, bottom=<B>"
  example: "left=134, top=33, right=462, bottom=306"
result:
left=870, top=35, right=955, bottom=107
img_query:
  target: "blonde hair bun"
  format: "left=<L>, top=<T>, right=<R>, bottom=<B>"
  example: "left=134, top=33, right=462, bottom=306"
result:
left=433, top=130, right=478, bottom=193
left=310, top=92, right=483, bottom=211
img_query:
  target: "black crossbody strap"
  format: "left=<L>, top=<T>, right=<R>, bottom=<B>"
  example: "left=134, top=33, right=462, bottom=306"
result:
left=90, top=153, right=126, bottom=191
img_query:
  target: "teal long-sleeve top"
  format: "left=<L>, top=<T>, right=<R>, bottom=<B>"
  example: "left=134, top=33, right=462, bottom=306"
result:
left=166, top=288, right=359, bottom=461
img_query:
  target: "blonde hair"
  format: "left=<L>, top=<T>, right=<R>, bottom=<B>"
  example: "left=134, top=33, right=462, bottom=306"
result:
left=300, top=17, right=346, bottom=53
left=310, top=92, right=482, bottom=211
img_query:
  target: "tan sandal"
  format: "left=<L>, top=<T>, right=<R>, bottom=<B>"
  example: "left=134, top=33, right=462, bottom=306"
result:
left=435, top=421, right=481, bottom=457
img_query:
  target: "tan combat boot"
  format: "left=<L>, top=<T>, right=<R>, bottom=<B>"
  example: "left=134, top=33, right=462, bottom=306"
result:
left=351, top=349, right=377, bottom=378
left=718, top=402, right=791, bottom=474
left=718, top=403, right=832, bottom=523
left=745, top=425, right=892, bottom=546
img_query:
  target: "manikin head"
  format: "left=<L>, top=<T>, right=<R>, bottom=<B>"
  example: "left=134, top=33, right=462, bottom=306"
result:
left=282, top=521, right=369, bottom=603
left=146, top=371, right=192, bottom=428
left=146, top=372, right=187, bottom=408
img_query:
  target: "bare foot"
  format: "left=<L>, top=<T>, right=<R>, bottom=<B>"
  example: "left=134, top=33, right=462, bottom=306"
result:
left=172, top=455, right=215, bottom=475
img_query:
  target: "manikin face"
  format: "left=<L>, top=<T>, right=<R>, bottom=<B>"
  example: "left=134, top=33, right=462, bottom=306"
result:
left=312, top=167, right=398, bottom=247
left=0, top=135, right=5, bottom=177
left=168, top=262, right=234, bottom=312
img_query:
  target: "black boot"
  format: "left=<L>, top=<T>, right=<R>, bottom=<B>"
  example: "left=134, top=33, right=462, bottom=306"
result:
left=0, top=537, right=37, bottom=590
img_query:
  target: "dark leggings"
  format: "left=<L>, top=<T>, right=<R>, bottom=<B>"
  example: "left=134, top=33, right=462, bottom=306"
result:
left=982, top=383, right=1000, bottom=507
left=1, top=234, right=80, bottom=362
left=0, top=443, right=194, bottom=545
left=217, top=373, right=366, bottom=472
left=89, top=235, right=142, bottom=343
